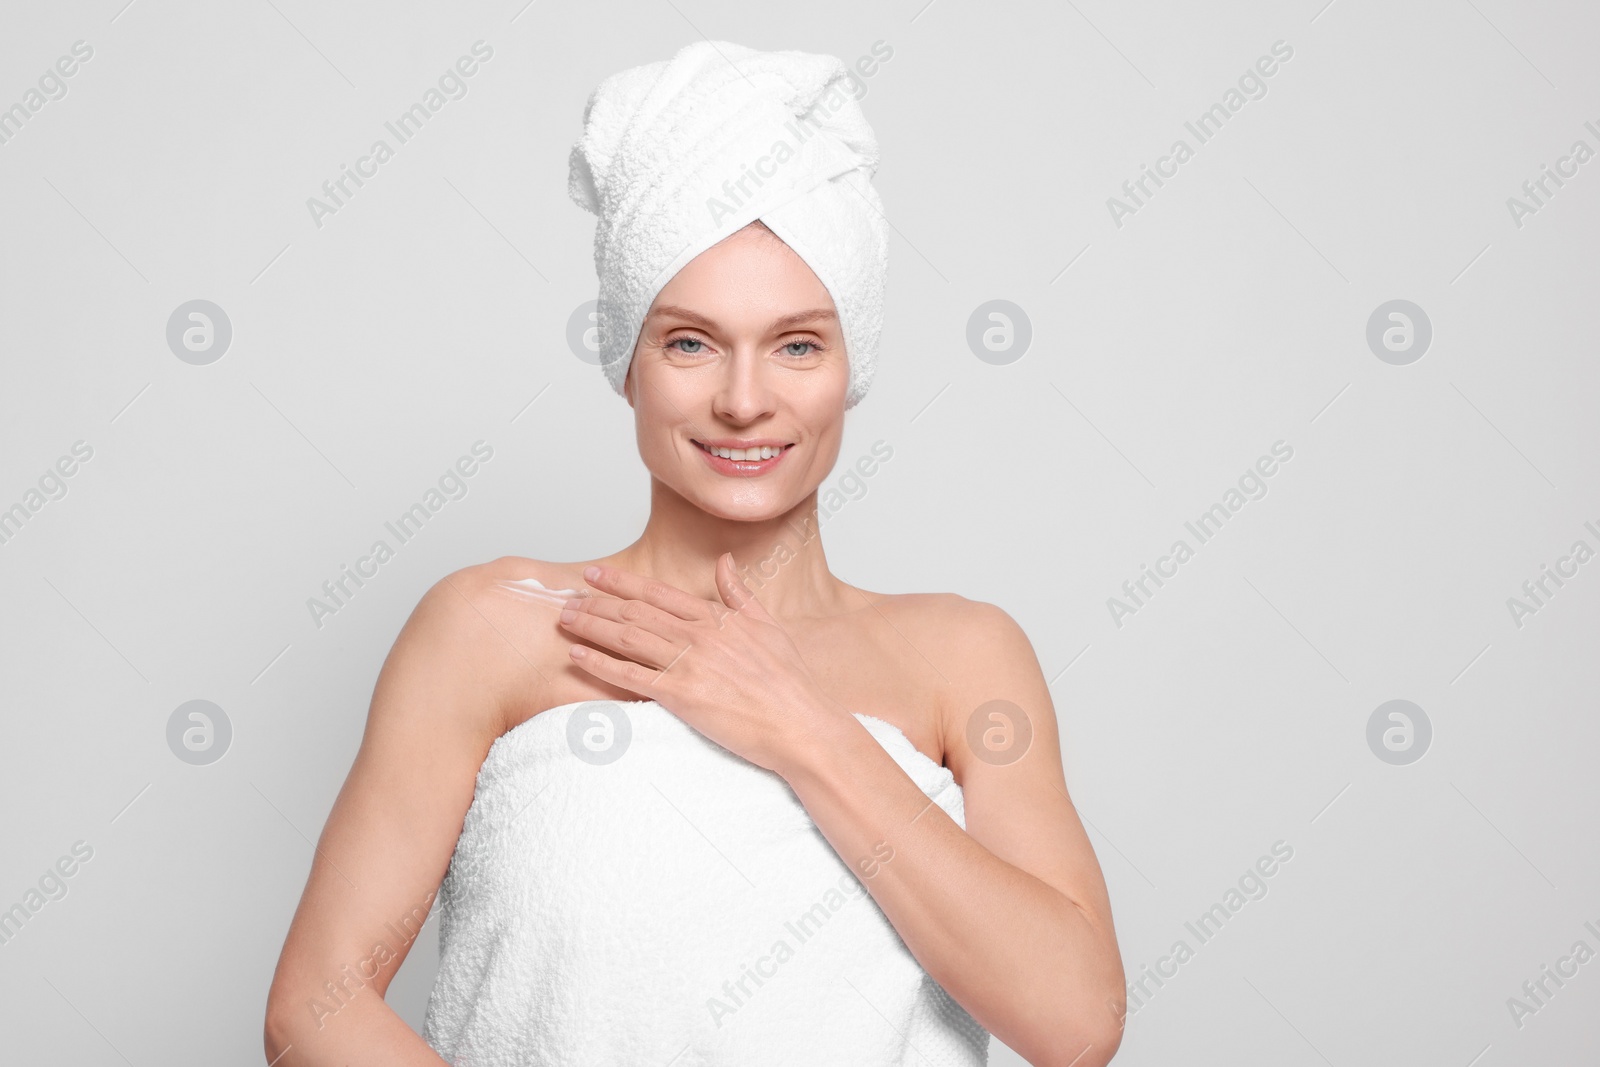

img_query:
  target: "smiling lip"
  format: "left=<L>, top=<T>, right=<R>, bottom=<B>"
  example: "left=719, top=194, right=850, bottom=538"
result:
left=692, top=438, right=793, bottom=477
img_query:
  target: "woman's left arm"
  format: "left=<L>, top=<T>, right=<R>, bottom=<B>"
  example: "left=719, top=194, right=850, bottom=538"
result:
left=558, top=558, right=1126, bottom=1067
left=779, top=596, right=1126, bottom=1067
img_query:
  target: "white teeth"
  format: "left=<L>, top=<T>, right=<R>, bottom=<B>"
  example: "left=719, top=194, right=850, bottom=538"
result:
left=705, top=444, right=784, bottom=460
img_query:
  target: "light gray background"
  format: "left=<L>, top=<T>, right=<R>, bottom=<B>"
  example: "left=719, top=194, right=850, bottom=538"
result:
left=2, top=1, right=1596, bottom=1064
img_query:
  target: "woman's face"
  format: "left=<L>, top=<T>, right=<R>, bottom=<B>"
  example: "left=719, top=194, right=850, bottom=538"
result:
left=623, top=224, right=849, bottom=521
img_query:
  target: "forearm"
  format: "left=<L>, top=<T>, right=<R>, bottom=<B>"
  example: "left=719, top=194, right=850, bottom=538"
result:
left=264, top=989, right=450, bottom=1067
left=780, top=709, right=1124, bottom=1067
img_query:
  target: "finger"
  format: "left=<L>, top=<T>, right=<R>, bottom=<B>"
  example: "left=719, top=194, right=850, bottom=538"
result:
left=716, top=552, right=771, bottom=621
left=582, top=564, right=709, bottom=621
left=560, top=603, right=681, bottom=669
left=567, top=590, right=683, bottom=637
left=567, top=643, right=659, bottom=700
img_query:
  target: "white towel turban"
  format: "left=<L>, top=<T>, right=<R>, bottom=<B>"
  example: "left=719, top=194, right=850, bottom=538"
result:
left=568, top=40, right=890, bottom=409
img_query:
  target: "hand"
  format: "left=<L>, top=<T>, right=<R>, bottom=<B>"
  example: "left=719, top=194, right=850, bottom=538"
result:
left=556, top=554, right=844, bottom=775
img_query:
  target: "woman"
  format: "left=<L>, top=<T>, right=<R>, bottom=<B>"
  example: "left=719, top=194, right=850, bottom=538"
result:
left=265, top=40, right=1124, bottom=1067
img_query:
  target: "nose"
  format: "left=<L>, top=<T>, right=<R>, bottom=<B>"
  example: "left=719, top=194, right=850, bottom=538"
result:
left=711, top=344, right=778, bottom=424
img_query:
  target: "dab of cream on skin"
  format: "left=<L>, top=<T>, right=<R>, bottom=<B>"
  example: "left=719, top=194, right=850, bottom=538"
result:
left=494, top=577, right=594, bottom=606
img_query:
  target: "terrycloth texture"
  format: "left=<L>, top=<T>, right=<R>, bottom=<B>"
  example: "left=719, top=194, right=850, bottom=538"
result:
left=568, top=40, right=890, bottom=409
left=422, top=699, right=990, bottom=1066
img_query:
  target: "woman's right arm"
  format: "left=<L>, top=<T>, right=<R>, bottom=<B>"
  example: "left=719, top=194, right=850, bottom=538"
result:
left=263, top=565, right=542, bottom=1065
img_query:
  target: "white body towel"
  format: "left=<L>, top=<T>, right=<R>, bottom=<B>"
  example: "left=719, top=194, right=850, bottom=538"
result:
left=422, top=699, right=990, bottom=1066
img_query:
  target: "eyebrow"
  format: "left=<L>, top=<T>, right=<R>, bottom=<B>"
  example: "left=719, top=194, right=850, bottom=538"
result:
left=647, top=304, right=837, bottom=333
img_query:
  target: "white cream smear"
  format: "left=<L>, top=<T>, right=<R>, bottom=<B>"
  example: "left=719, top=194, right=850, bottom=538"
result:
left=495, top=577, right=596, bottom=606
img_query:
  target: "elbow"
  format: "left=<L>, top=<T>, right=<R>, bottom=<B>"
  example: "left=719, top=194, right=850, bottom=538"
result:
left=263, top=1013, right=290, bottom=1066
left=1032, top=1027, right=1123, bottom=1067
left=1026, top=998, right=1125, bottom=1067
left=1071, top=985, right=1127, bottom=1066
left=263, top=984, right=306, bottom=1065
left=1094, top=985, right=1128, bottom=1059
left=1081, top=1013, right=1126, bottom=1067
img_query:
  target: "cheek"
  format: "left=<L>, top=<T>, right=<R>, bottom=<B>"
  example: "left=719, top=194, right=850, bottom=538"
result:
left=633, top=403, right=671, bottom=457
left=632, top=390, right=696, bottom=468
left=798, top=382, right=847, bottom=434
left=807, top=428, right=846, bottom=480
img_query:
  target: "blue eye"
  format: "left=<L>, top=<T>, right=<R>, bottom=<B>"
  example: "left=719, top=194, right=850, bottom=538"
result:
left=782, top=341, right=819, bottom=357
left=668, top=337, right=706, bottom=354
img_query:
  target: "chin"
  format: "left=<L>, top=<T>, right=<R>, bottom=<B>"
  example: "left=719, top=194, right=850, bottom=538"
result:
left=671, top=477, right=799, bottom=521
left=694, top=491, right=795, bottom=522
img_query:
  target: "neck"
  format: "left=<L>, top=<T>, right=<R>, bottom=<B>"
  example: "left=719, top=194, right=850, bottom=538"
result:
left=608, top=477, right=846, bottom=620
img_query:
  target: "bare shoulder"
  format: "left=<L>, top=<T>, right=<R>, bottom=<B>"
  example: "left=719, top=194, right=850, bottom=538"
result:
left=414, top=554, right=651, bottom=724
left=863, top=590, right=1050, bottom=779
left=408, top=554, right=579, bottom=630
left=386, top=555, right=587, bottom=730
left=865, top=590, right=1038, bottom=665
left=432, top=553, right=600, bottom=614
left=457, top=553, right=594, bottom=594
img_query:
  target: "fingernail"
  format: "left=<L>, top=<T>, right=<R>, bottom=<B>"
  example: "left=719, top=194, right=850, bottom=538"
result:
left=583, top=565, right=601, bottom=581
left=559, top=608, right=576, bottom=623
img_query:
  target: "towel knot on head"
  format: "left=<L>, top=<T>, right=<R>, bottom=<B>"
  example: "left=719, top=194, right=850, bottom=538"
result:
left=567, top=40, right=890, bottom=409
